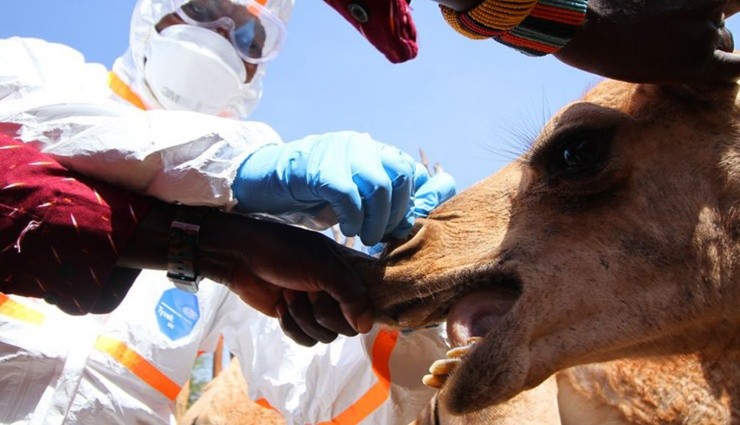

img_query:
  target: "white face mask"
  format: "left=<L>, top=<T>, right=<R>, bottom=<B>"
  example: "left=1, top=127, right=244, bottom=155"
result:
left=143, top=25, right=248, bottom=115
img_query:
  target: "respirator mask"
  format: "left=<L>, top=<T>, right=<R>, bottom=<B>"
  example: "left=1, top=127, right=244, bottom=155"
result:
left=144, top=25, right=246, bottom=114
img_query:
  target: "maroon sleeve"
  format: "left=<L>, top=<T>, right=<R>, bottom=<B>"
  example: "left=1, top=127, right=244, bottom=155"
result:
left=0, top=132, right=154, bottom=315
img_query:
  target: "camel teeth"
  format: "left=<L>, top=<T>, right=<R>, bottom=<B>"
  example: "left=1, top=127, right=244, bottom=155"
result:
left=422, top=338, right=483, bottom=388
left=429, top=358, right=460, bottom=375
left=446, top=346, right=468, bottom=358
left=422, top=374, right=446, bottom=389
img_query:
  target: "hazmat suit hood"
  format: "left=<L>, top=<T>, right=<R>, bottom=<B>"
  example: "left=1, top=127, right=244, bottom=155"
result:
left=112, top=0, right=294, bottom=119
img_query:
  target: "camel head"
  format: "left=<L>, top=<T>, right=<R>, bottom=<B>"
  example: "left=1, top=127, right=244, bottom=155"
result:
left=358, top=79, right=740, bottom=414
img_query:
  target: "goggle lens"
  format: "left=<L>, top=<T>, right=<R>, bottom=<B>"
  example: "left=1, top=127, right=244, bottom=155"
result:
left=173, top=0, right=285, bottom=64
left=233, top=21, right=264, bottom=60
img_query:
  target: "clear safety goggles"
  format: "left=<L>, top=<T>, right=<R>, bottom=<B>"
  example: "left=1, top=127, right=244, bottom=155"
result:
left=170, top=0, right=286, bottom=64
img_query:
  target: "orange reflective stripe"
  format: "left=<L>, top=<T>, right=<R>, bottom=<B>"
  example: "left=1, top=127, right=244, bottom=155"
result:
left=94, top=335, right=181, bottom=400
left=316, top=328, right=399, bottom=425
left=107, top=71, right=148, bottom=110
left=255, top=398, right=278, bottom=411
left=0, top=293, right=45, bottom=325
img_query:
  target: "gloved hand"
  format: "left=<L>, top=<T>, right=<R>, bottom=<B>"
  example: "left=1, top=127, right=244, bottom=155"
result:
left=233, top=131, right=445, bottom=246
left=410, top=167, right=456, bottom=220
left=391, top=164, right=457, bottom=235
left=367, top=168, right=456, bottom=256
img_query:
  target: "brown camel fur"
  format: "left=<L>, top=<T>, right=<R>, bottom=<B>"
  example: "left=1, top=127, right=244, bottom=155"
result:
left=178, top=357, right=285, bottom=425
left=414, top=352, right=740, bottom=424
left=359, top=79, right=740, bottom=419
left=180, top=350, right=739, bottom=424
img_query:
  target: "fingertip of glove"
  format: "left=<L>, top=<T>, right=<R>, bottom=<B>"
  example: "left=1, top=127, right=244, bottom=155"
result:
left=339, top=222, right=361, bottom=240
left=359, top=233, right=382, bottom=248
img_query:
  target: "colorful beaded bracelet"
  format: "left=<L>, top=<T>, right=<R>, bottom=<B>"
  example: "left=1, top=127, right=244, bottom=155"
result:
left=440, top=0, right=588, bottom=56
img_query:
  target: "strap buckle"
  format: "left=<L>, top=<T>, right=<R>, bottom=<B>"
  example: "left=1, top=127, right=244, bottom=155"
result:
left=166, top=212, right=205, bottom=293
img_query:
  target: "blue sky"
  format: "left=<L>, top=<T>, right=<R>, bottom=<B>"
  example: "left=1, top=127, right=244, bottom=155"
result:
left=2, top=1, right=737, bottom=191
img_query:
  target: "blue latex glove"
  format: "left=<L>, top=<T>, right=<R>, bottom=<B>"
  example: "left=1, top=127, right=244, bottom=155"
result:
left=366, top=168, right=456, bottom=256
left=233, top=131, right=437, bottom=246
left=389, top=164, right=457, bottom=238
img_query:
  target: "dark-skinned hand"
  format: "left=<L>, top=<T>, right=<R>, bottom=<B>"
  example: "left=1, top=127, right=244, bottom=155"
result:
left=554, top=0, right=740, bottom=84
left=429, top=0, right=740, bottom=83
left=197, top=212, right=375, bottom=346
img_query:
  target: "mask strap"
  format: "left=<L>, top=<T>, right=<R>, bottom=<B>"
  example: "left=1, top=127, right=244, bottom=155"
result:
left=108, top=71, right=149, bottom=110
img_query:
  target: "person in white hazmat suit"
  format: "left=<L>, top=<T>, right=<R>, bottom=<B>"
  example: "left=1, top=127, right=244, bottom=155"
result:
left=0, top=0, right=455, bottom=423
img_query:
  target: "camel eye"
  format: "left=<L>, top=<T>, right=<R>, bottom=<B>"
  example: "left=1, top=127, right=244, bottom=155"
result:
left=546, top=128, right=614, bottom=179
left=562, top=139, right=597, bottom=169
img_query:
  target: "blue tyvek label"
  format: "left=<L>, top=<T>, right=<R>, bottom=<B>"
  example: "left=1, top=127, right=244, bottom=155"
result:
left=155, top=288, right=200, bottom=341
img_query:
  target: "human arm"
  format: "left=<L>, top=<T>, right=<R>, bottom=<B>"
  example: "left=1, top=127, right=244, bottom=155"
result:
left=119, top=202, right=375, bottom=344
left=0, top=131, right=372, bottom=343
left=36, top=118, right=454, bottom=248
left=553, top=0, right=740, bottom=84
left=1, top=39, right=456, bottom=247
left=8, top=119, right=418, bottom=342
left=0, top=131, right=153, bottom=315
left=433, top=0, right=740, bottom=84
left=326, top=0, right=740, bottom=84
left=30, top=118, right=452, bottom=248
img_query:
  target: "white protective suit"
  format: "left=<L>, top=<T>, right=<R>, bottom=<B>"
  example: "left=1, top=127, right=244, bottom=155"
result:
left=0, top=0, right=449, bottom=424
left=0, top=277, right=446, bottom=425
